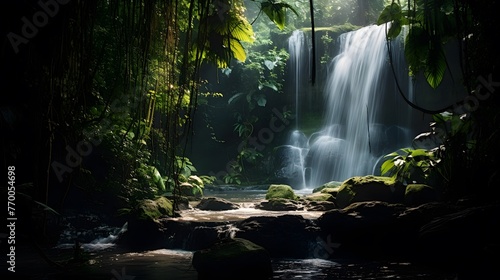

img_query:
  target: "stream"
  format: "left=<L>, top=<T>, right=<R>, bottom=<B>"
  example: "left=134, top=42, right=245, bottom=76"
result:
left=14, top=187, right=457, bottom=279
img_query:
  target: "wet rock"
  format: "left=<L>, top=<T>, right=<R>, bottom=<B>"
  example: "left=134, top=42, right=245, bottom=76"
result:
left=336, top=176, right=405, bottom=208
left=235, top=215, right=319, bottom=258
left=120, top=197, right=174, bottom=250
left=265, top=184, right=298, bottom=200
left=418, top=204, right=500, bottom=272
left=196, top=197, right=240, bottom=211
left=312, top=181, right=342, bottom=193
left=316, top=201, right=406, bottom=258
left=256, top=198, right=304, bottom=211
left=303, top=192, right=335, bottom=202
left=404, top=184, right=440, bottom=206
left=192, top=238, right=273, bottom=280
left=304, top=200, right=337, bottom=211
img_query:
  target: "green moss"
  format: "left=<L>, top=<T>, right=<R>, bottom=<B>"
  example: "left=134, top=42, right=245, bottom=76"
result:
left=304, top=192, right=334, bottom=202
left=136, top=196, right=173, bottom=220
left=300, top=23, right=360, bottom=34
left=336, top=176, right=404, bottom=208
left=313, top=181, right=342, bottom=193
left=265, top=184, right=298, bottom=200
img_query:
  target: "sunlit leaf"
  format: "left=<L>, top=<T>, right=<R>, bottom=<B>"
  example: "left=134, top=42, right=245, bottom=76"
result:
left=424, top=43, right=446, bottom=88
left=381, top=159, right=395, bottom=175
left=261, top=81, right=278, bottom=91
left=264, top=60, right=275, bottom=70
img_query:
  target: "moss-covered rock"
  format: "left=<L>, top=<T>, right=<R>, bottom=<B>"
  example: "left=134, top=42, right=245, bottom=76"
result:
left=265, top=184, right=298, bottom=200
left=135, top=196, right=174, bottom=221
left=336, top=176, right=404, bottom=208
left=192, top=238, right=273, bottom=279
left=122, top=196, right=174, bottom=250
left=313, top=181, right=342, bottom=193
left=303, top=192, right=335, bottom=202
left=405, top=184, right=440, bottom=206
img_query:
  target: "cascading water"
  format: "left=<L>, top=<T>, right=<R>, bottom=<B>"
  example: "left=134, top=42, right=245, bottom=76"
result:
left=272, top=30, right=310, bottom=189
left=288, top=29, right=308, bottom=128
left=308, top=24, right=414, bottom=186
left=279, top=24, right=419, bottom=188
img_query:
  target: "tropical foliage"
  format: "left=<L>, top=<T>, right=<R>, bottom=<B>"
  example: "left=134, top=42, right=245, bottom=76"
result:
left=377, top=0, right=459, bottom=88
left=381, top=148, right=440, bottom=184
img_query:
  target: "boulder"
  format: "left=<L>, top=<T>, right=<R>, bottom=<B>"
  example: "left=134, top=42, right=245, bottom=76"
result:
left=336, top=176, right=404, bottom=208
left=312, top=181, right=342, bottom=193
left=192, top=238, right=273, bottom=280
left=265, top=184, right=298, bottom=200
left=417, top=204, right=500, bottom=276
left=303, top=192, right=335, bottom=202
left=235, top=215, right=319, bottom=258
left=196, top=197, right=240, bottom=211
left=316, top=201, right=406, bottom=258
left=304, top=200, right=337, bottom=211
left=320, top=187, right=341, bottom=197
left=121, top=196, right=174, bottom=249
left=256, top=198, right=304, bottom=211
left=404, top=184, right=440, bottom=206
left=134, top=196, right=174, bottom=220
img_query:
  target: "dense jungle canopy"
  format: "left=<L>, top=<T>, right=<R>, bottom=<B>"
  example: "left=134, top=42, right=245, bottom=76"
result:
left=1, top=0, right=500, bottom=243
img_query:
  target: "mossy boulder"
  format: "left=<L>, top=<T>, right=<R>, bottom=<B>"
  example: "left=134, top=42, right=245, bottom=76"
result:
left=122, top=196, right=174, bottom=250
left=265, top=184, right=298, bottom=200
left=405, top=184, right=440, bottom=206
left=303, top=192, right=335, bottom=202
left=313, top=181, right=342, bottom=193
left=135, top=196, right=174, bottom=220
left=336, top=176, right=405, bottom=208
left=192, top=238, right=273, bottom=279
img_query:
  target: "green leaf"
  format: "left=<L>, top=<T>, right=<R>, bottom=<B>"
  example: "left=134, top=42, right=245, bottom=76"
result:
left=264, top=60, right=275, bottom=70
left=261, top=2, right=298, bottom=30
left=377, top=3, right=402, bottom=25
left=387, top=20, right=402, bottom=39
left=261, top=81, right=278, bottom=91
left=409, top=149, right=429, bottom=157
left=228, top=92, right=245, bottom=105
left=230, top=38, right=247, bottom=63
left=404, top=26, right=429, bottom=76
left=381, top=159, right=395, bottom=175
left=424, top=43, right=446, bottom=88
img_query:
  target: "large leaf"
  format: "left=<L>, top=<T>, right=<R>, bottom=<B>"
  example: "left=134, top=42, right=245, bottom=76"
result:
left=423, top=43, right=446, bottom=89
left=230, top=38, right=247, bottom=63
left=261, top=1, right=298, bottom=30
left=377, top=2, right=402, bottom=25
left=197, top=10, right=254, bottom=68
left=404, top=26, right=429, bottom=76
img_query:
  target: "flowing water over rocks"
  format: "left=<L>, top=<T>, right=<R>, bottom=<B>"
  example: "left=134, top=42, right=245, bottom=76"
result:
left=14, top=186, right=474, bottom=279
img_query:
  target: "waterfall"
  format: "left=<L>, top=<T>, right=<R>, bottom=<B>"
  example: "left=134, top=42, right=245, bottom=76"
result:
left=287, top=30, right=307, bottom=128
left=307, top=24, right=414, bottom=187
left=275, top=24, right=419, bottom=189
left=272, top=30, right=309, bottom=189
